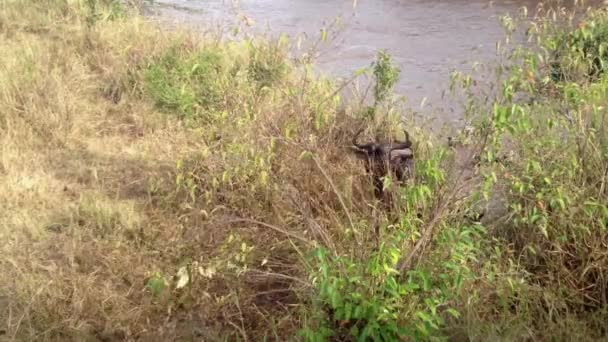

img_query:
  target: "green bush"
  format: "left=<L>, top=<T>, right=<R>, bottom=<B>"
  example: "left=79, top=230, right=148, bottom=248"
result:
left=548, top=11, right=608, bottom=82
left=303, top=220, right=486, bottom=341
left=144, top=47, right=229, bottom=119
left=450, top=8, right=608, bottom=336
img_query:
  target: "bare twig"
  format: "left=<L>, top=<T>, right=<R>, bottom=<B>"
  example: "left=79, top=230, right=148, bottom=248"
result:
left=286, top=186, right=336, bottom=251
left=317, top=72, right=363, bottom=109
left=397, top=191, right=453, bottom=274
left=11, top=281, right=50, bottom=341
left=312, top=156, right=357, bottom=241
left=398, top=129, right=489, bottom=275
left=245, top=269, right=311, bottom=287
left=222, top=218, right=312, bottom=245
left=234, top=294, right=249, bottom=342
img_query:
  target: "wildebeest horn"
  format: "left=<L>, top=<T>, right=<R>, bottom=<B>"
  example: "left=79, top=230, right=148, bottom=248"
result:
left=351, top=128, right=364, bottom=148
left=350, top=128, right=375, bottom=155
left=392, top=129, right=412, bottom=149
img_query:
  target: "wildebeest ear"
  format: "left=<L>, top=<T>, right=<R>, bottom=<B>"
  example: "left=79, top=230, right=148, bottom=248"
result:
left=350, top=145, right=371, bottom=159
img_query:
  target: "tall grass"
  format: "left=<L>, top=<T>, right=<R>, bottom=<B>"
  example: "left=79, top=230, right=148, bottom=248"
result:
left=1, top=0, right=608, bottom=340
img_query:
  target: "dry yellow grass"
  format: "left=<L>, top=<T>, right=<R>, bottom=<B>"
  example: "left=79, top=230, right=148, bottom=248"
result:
left=0, top=2, right=229, bottom=340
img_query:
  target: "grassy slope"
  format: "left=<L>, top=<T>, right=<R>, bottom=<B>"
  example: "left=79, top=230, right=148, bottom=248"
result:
left=0, top=1, right=399, bottom=339
left=0, top=2, right=203, bottom=340
left=2, top=1, right=608, bottom=341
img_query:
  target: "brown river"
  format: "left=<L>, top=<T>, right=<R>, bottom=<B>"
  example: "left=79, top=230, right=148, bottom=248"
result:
left=146, top=0, right=583, bottom=127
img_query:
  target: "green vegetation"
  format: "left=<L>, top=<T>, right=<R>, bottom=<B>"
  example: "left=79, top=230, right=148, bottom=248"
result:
left=548, top=9, right=608, bottom=82
left=1, top=0, right=608, bottom=340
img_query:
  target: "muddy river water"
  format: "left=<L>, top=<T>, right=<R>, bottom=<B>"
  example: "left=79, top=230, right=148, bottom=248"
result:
left=146, top=0, right=570, bottom=126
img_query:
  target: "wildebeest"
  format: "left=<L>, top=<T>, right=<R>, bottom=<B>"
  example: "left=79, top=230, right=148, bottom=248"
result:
left=350, top=128, right=414, bottom=199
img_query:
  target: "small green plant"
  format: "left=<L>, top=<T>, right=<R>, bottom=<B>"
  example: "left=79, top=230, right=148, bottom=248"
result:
left=146, top=272, right=168, bottom=297
left=247, top=40, right=289, bottom=90
left=304, top=244, right=411, bottom=341
left=372, top=50, right=401, bottom=106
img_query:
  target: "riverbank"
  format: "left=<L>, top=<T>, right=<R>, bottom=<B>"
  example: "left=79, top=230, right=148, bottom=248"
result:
left=1, top=1, right=608, bottom=340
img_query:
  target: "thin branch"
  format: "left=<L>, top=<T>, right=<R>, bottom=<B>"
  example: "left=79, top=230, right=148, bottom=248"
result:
left=398, top=129, right=490, bottom=275
left=222, top=218, right=311, bottom=245
left=313, top=156, right=357, bottom=241
left=245, top=269, right=311, bottom=287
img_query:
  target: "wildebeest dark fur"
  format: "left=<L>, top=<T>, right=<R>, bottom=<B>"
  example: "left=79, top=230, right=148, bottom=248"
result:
left=350, top=128, right=414, bottom=199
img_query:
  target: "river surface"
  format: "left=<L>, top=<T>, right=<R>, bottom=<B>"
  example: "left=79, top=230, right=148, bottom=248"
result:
left=146, top=0, right=570, bottom=126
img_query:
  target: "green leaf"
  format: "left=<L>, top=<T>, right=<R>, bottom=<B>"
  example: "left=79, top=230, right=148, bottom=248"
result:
left=446, top=308, right=461, bottom=318
left=147, top=273, right=167, bottom=297
left=415, top=311, right=432, bottom=323
left=421, top=271, right=432, bottom=291
left=344, top=302, right=353, bottom=320
left=539, top=223, right=548, bottom=239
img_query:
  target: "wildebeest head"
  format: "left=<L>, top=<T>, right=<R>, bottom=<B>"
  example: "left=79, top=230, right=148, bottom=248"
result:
left=350, top=128, right=414, bottom=198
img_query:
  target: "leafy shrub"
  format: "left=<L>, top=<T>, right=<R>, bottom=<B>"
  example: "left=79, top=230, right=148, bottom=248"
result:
left=303, top=220, right=486, bottom=341
left=300, top=141, right=488, bottom=341
left=548, top=11, right=608, bottom=82
left=451, top=9, right=608, bottom=335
